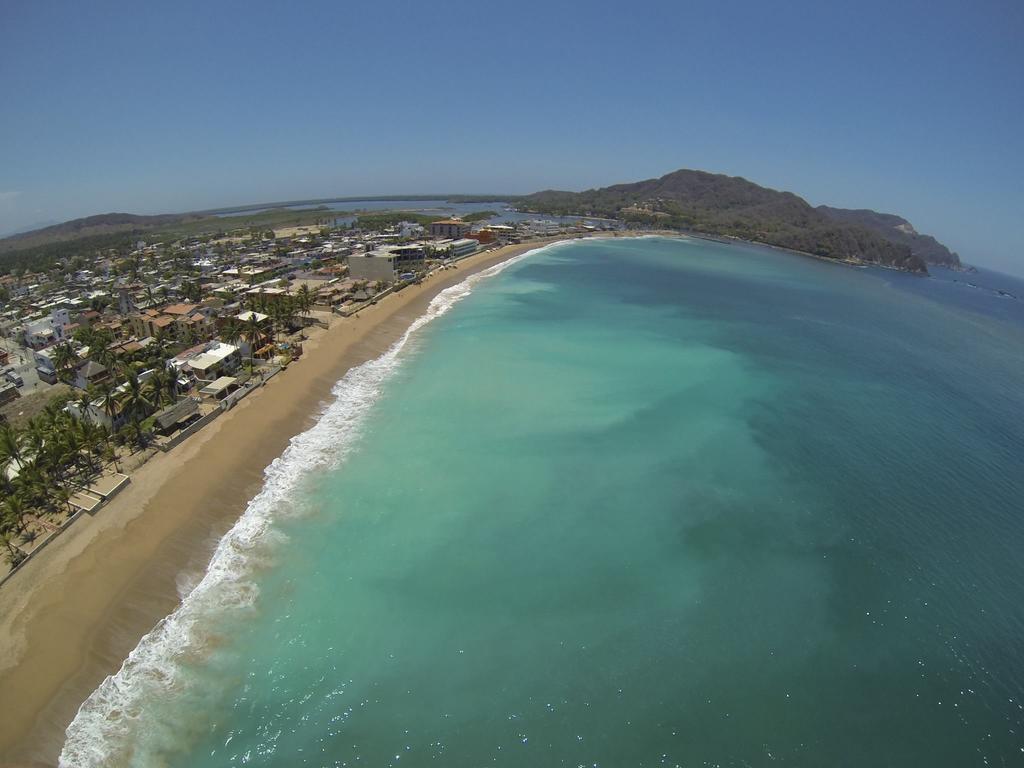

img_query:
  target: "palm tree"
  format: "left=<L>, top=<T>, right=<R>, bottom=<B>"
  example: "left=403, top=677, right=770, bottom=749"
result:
left=96, top=382, right=121, bottom=433
left=151, top=328, right=169, bottom=356
left=244, top=313, right=265, bottom=370
left=296, top=284, right=313, bottom=323
left=76, top=419, right=103, bottom=475
left=146, top=368, right=175, bottom=408
left=21, top=418, right=48, bottom=471
left=93, top=343, right=117, bottom=371
left=0, top=530, right=25, bottom=566
left=118, top=368, right=154, bottom=431
left=13, top=458, right=47, bottom=509
left=58, top=427, right=83, bottom=479
left=52, top=342, right=78, bottom=383
left=52, top=487, right=74, bottom=518
left=102, top=442, right=121, bottom=473
left=76, top=384, right=96, bottom=421
left=220, top=319, right=243, bottom=348
left=281, top=297, right=297, bottom=335
left=41, top=399, right=65, bottom=430
left=73, top=326, right=96, bottom=348
left=3, top=496, right=28, bottom=534
left=0, top=424, right=23, bottom=475
left=269, top=301, right=287, bottom=343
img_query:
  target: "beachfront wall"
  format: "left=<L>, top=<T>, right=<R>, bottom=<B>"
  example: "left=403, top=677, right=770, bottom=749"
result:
left=156, top=409, right=221, bottom=452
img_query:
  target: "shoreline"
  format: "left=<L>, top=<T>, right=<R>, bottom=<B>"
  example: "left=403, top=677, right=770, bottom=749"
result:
left=0, top=234, right=631, bottom=766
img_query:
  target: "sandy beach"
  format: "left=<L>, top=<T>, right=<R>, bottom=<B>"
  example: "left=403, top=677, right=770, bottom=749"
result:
left=0, top=238, right=580, bottom=767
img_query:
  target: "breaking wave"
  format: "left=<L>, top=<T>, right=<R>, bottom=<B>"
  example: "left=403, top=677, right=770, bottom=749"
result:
left=59, top=244, right=556, bottom=767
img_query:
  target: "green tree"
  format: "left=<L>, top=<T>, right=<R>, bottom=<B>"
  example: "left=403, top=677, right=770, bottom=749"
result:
left=0, top=424, right=23, bottom=475
left=52, top=342, right=78, bottom=383
left=117, top=368, right=154, bottom=430
left=296, top=284, right=313, bottom=321
left=244, top=313, right=265, bottom=370
left=146, top=368, right=175, bottom=407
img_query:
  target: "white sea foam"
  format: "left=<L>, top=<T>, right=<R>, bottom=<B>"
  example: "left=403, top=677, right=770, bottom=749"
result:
left=59, top=243, right=559, bottom=768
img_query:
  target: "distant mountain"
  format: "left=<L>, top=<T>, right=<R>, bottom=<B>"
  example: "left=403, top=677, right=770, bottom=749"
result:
left=816, top=206, right=961, bottom=268
left=0, top=212, right=199, bottom=252
left=519, top=169, right=928, bottom=273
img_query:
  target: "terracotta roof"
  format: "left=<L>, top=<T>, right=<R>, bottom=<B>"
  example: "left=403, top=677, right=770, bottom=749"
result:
left=162, top=303, right=197, bottom=315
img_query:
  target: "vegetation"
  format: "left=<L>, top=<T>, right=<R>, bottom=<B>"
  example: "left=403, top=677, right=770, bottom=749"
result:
left=518, top=169, right=930, bottom=272
left=461, top=210, right=498, bottom=223
left=236, top=288, right=313, bottom=367
left=0, top=367, right=176, bottom=566
left=0, top=207, right=349, bottom=276
left=816, top=206, right=961, bottom=268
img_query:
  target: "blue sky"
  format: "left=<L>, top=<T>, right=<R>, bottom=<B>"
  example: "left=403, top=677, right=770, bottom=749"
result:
left=1, top=0, right=1022, bottom=273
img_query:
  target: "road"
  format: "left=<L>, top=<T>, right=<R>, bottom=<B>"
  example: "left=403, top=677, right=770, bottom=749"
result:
left=0, top=337, right=48, bottom=394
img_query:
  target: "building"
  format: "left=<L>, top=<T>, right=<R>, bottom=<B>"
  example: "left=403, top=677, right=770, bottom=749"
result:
left=450, top=238, right=479, bottom=259
left=22, top=317, right=57, bottom=349
left=73, top=359, right=110, bottom=390
left=433, top=238, right=479, bottom=260
left=185, top=342, right=241, bottom=380
left=51, top=308, right=72, bottom=340
left=130, top=303, right=213, bottom=340
left=153, top=397, right=200, bottom=433
left=65, top=368, right=158, bottom=432
left=482, top=224, right=516, bottom=242
left=398, top=221, right=424, bottom=238
left=430, top=219, right=471, bottom=239
left=131, top=309, right=177, bottom=339
left=389, top=243, right=428, bottom=260
left=118, top=286, right=138, bottom=316
left=347, top=246, right=426, bottom=282
left=232, top=311, right=271, bottom=356
left=244, top=286, right=289, bottom=304
left=0, top=383, right=20, bottom=406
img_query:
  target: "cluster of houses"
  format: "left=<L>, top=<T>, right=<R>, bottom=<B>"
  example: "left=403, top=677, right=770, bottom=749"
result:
left=0, top=211, right=618, bottom=433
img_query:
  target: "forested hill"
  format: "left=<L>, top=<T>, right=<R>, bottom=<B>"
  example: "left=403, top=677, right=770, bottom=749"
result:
left=816, top=206, right=961, bottom=268
left=0, top=212, right=201, bottom=252
left=0, top=207, right=342, bottom=275
left=519, top=169, right=929, bottom=273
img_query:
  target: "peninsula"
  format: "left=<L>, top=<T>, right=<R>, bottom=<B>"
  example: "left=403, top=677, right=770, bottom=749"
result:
left=512, top=168, right=963, bottom=272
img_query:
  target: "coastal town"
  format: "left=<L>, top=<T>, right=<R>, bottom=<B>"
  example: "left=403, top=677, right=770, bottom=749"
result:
left=0, top=211, right=621, bottom=578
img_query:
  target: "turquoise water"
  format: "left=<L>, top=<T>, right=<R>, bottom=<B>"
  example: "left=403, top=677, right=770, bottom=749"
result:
left=63, top=238, right=1024, bottom=767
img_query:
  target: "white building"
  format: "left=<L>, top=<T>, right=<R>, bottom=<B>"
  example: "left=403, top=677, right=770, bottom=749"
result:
left=398, top=221, right=424, bottom=238
left=185, top=342, right=241, bottom=380
left=450, top=238, right=479, bottom=260
left=22, top=317, right=57, bottom=349
left=51, top=308, right=72, bottom=341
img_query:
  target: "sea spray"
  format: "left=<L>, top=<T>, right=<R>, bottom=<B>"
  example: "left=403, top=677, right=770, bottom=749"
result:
left=59, top=244, right=556, bottom=768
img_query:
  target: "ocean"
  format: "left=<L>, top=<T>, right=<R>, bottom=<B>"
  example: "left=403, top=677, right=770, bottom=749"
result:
left=61, top=237, right=1024, bottom=767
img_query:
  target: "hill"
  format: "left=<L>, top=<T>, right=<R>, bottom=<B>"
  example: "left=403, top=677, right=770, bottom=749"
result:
left=816, top=206, right=961, bottom=268
left=0, top=212, right=201, bottom=252
left=0, top=207, right=346, bottom=275
left=519, top=169, right=929, bottom=273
